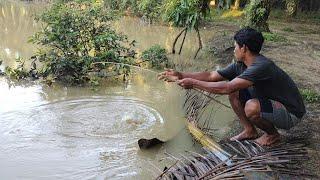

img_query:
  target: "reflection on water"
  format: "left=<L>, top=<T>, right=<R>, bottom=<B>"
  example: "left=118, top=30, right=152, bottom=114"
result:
left=114, top=17, right=218, bottom=71
left=0, top=0, right=44, bottom=67
left=0, top=0, right=234, bottom=179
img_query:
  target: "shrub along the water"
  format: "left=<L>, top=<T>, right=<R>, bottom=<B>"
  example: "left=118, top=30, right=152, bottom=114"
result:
left=140, top=45, right=171, bottom=69
left=4, top=0, right=174, bottom=86
left=28, top=0, right=136, bottom=85
left=104, top=0, right=163, bottom=22
left=4, top=57, right=29, bottom=80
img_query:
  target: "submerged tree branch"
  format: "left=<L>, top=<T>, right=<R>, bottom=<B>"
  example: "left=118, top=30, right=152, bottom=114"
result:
left=194, top=27, right=203, bottom=59
left=178, top=29, right=188, bottom=55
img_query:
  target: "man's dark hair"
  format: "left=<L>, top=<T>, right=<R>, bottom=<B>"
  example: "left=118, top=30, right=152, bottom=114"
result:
left=234, top=27, right=264, bottom=54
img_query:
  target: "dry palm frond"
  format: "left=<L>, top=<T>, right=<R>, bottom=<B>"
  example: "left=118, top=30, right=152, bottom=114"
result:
left=157, top=139, right=315, bottom=180
left=183, top=89, right=230, bottom=136
left=156, top=118, right=315, bottom=179
left=157, top=83, right=316, bottom=179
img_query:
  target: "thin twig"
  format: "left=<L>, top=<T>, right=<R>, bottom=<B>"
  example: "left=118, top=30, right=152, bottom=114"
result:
left=178, top=29, right=187, bottom=54
left=194, top=27, right=203, bottom=59
left=172, top=27, right=187, bottom=54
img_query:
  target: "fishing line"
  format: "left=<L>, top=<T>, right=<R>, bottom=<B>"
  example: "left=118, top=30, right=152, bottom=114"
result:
left=92, top=61, right=231, bottom=108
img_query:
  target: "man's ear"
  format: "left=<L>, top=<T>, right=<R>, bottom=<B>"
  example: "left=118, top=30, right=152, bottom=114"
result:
left=241, top=44, right=247, bottom=53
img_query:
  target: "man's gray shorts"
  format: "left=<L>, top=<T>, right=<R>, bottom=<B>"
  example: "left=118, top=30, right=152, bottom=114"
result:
left=239, top=89, right=302, bottom=130
left=261, top=100, right=301, bottom=130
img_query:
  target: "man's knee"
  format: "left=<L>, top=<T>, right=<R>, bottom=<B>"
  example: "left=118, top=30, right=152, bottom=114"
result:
left=244, top=99, right=260, bottom=119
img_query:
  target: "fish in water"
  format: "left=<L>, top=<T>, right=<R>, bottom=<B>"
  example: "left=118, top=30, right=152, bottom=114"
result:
left=138, top=138, right=164, bottom=149
left=126, top=119, right=143, bottom=126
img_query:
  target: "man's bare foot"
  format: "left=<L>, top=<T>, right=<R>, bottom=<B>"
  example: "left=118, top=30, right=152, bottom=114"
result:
left=230, top=129, right=258, bottom=141
left=254, top=133, right=280, bottom=146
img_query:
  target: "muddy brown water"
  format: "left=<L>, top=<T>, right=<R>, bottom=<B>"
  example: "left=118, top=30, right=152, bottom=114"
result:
left=0, top=1, right=234, bottom=179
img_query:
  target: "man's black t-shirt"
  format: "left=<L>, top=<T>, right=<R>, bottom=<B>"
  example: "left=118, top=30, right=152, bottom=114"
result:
left=217, top=55, right=306, bottom=118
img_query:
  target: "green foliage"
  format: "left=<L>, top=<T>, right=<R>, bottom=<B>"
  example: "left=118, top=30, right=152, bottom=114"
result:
left=262, top=32, right=287, bottom=42
left=88, top=76, right=101, bottom=90
left=104, top=0, right=140, bottom=14
left=140, top=45, right=170, bottom=69
left=300, top=89, right=320, bottom=103
left=4, top=57, right=29, bottom=80
left=207, top=8, right=223, bottom=20
left=29, top=0, right=136, bottom=84
left=244, top=0, right=271, bottom=32
left=104, top=0, right=163, bottom=22
left=162, top=0, right=210, bottom=30
left=296, top=11, right=320, bottom=24
left=138, top=0, right=163, bottom=22
left=270, top=8, right=320, bottom=24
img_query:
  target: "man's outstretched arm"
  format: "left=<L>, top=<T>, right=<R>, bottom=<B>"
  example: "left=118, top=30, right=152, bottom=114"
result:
left=180, top=71, right=225, bottom=82
left=158, top=69, right=226, bottom=82
left=177, top=77, right=253, bottom=94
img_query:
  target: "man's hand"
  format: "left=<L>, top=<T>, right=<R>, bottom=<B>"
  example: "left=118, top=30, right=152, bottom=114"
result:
left=177, top=78, right=195, bottom=89
left=157, top=69, right=182, bottom=82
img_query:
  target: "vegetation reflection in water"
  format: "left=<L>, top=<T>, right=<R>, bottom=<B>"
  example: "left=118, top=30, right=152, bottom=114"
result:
left=0, top=0, right=43, bottom=67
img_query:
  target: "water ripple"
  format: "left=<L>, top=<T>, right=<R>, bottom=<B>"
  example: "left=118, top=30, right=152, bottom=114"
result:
left=0, top=96, right=165, bottom=179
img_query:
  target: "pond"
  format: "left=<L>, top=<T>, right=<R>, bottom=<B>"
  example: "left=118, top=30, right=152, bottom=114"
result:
left=0, top=1, right=234, bottom=179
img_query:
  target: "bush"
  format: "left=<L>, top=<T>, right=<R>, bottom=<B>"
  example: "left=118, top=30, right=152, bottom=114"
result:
left=4, top=57, right=29, bottom=80
left=29, top=0, right=136, bottom=84
left=138, top=0, right=163, bottom=23
left=262, top=32, right=288, bottom=42
left=162, top=0, right=210, bottom=29
left=300, top=89, right=320, bottom=103
left=104, top=0, right=140, bottom=15
left=244, top=0, right=271, bottom=32
left=140, top=45, right=170, bottom=69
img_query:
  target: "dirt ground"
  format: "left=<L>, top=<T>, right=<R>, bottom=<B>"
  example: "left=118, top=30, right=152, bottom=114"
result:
left=260, top=20, right=320, bottom=178
left=202, top=19, right=320, bottom=178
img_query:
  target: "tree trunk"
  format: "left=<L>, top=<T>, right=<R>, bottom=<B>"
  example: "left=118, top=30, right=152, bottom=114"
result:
left=286, top=0, right=298, bottom=17
left=217, top=0, right=224, bottom=9
left=226, top=0, right=232, bottom=9
left=234, top=0, right=240, bottom=9
left=245, top=0, right=272, bottom=32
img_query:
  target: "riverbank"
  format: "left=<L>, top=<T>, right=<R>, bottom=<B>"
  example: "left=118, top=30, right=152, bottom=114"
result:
left=193, top=18, right=320, bottom=177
